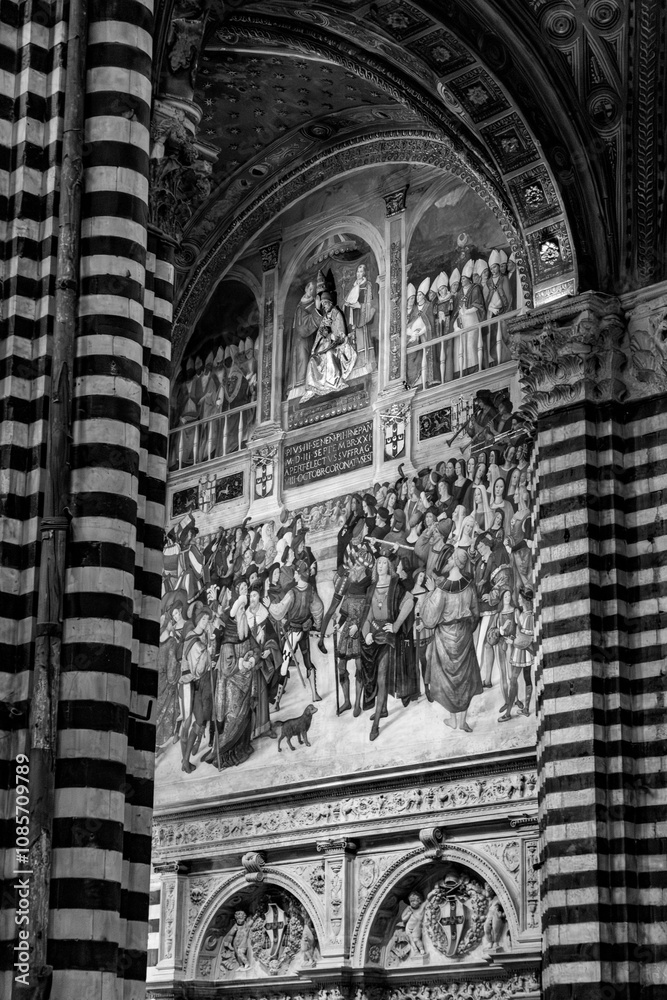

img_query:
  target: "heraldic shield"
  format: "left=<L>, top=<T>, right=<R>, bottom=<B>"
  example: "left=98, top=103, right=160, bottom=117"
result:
left=264, top=902, right=286, bottom=960
left=255, top=459, right=274, bottom=498
left=436, top=890, right=467, bottom=957
left=384, top=417, right=406, bottom=460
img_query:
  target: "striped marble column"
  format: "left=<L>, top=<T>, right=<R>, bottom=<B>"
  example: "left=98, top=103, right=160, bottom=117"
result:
left=0, top=1, right=68, bottom=995
left=510, top=294, right=639, bottom=1000
left=53, top=0, right=159, bottom=996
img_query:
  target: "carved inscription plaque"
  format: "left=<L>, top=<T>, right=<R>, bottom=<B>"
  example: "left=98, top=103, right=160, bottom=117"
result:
left=284, top=421, right=373, bottom=489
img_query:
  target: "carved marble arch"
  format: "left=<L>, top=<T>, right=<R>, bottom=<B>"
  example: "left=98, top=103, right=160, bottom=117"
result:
left=186, top=868, right=326, bottom=982
left=352, top=848, right=520, bottom=970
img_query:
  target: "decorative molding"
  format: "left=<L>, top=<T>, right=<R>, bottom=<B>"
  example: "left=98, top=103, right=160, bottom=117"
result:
left=508, top=291, right=626, bottom=418
left=317, top=838, right=358, bottom=855
left=383, top=187, right=409, bottom=217
left=152, top=771, right=537, bottom=855
left=389, top=236, right=402, bottom=381
left=478, top=841, right=521, bottom=889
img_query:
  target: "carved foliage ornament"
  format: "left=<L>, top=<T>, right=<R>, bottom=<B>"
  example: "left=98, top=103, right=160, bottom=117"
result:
left=383, top=187, right=409, bottom=217
left=508, top=292, right=626, bottom=417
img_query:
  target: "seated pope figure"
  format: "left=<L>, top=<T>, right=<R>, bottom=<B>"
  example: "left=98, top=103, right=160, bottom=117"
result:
left=302, top=289, right=357, bottom=401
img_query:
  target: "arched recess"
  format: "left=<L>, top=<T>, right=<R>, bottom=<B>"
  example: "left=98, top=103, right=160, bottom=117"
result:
left=350, top=847, right=520, bottom=968
left=278, top=216, right=386, bottom=322
left=185, top=867, right=326, bottom=980
left=172, top=133, right=533, bottom=368
left=207, top=8, right=610, bottom=288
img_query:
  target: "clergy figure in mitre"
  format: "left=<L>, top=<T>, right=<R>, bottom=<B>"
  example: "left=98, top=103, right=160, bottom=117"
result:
left=302, top=275, right=357, bottom=402
left=289, top=279, right=322, bottom=388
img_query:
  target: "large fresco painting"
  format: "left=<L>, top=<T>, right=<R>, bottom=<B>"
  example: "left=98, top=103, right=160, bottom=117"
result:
left=156, top=388, right=536, bottom=806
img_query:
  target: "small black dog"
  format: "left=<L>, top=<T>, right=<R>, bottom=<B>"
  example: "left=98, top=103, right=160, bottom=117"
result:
left=276, top=704, right=318, bottom=752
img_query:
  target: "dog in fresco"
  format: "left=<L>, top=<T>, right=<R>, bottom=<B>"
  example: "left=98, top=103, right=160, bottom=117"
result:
left=276, top=704, right=318, bottom=752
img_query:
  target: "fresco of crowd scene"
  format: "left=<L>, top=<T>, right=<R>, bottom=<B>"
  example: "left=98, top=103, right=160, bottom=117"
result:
left=168, top=336, right=259, bottom=469
left=157, top=389, right=535, bottom=774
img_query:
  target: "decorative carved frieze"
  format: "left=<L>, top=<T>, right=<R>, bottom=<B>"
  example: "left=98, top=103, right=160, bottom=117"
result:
left=508, top=291, right=626, bottom=418
left=152, top=771, right=537, bottom=854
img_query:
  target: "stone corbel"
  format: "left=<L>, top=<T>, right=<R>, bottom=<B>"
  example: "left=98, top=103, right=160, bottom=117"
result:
left=418, top=825, right=447, bottom=859
left=241, top=850, right=267, bottom=883
left=507, top=291, right=627, bottom=419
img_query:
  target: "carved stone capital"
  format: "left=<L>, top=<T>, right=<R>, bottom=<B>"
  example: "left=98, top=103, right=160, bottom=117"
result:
left=383, top=186, right=409, bottom=217
left=260, top=240, right=282, bottom=272
left=508, top=291, right=626, bottom=418
left=153, top=861, right=189, bottom=876
left=149, top=100, right=217, bottom=241
left=625, top=287, right=667, bottom=398
left=316, top=838, right=358, bottom=855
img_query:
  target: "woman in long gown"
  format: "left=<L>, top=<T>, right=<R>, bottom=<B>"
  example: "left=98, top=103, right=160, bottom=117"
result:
left=418, top=545, right=483, bottom=732
left=210, top=650, right=260, bottom=769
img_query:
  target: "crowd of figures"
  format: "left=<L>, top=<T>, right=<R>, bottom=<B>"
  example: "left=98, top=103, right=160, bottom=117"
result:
left=157, top=388, right=535, bottom=772
left=169, top=338, right=259, bottom=468
left=406, top=245, right=519, bottom=388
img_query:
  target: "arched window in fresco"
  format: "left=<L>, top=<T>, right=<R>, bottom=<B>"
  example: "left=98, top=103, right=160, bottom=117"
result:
left=406, top=180, right=521, bottom=393
left=282, top=233, right=379, bottom=411
left=169, top=280, right=260, bottom=470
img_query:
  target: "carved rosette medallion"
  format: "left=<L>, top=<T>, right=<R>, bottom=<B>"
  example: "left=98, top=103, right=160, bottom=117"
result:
left=508, top=292, right=626, bottom=419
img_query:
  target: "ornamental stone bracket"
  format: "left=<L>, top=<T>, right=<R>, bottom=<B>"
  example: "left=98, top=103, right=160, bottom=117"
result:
left=507, top=291, right=627, bottom=419
left=241, top=850, right=267, bottom=883
left=418, top=826, right=447, bottom=860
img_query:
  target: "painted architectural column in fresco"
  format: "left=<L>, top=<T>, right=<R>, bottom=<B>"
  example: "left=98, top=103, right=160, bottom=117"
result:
left=382, top=187, right=408, bottom=389
left=258, top=240, right=282, bottom=427
left=316, top=838, right=357, bottom=964
left=509, top=294, right=634, bottom=1000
